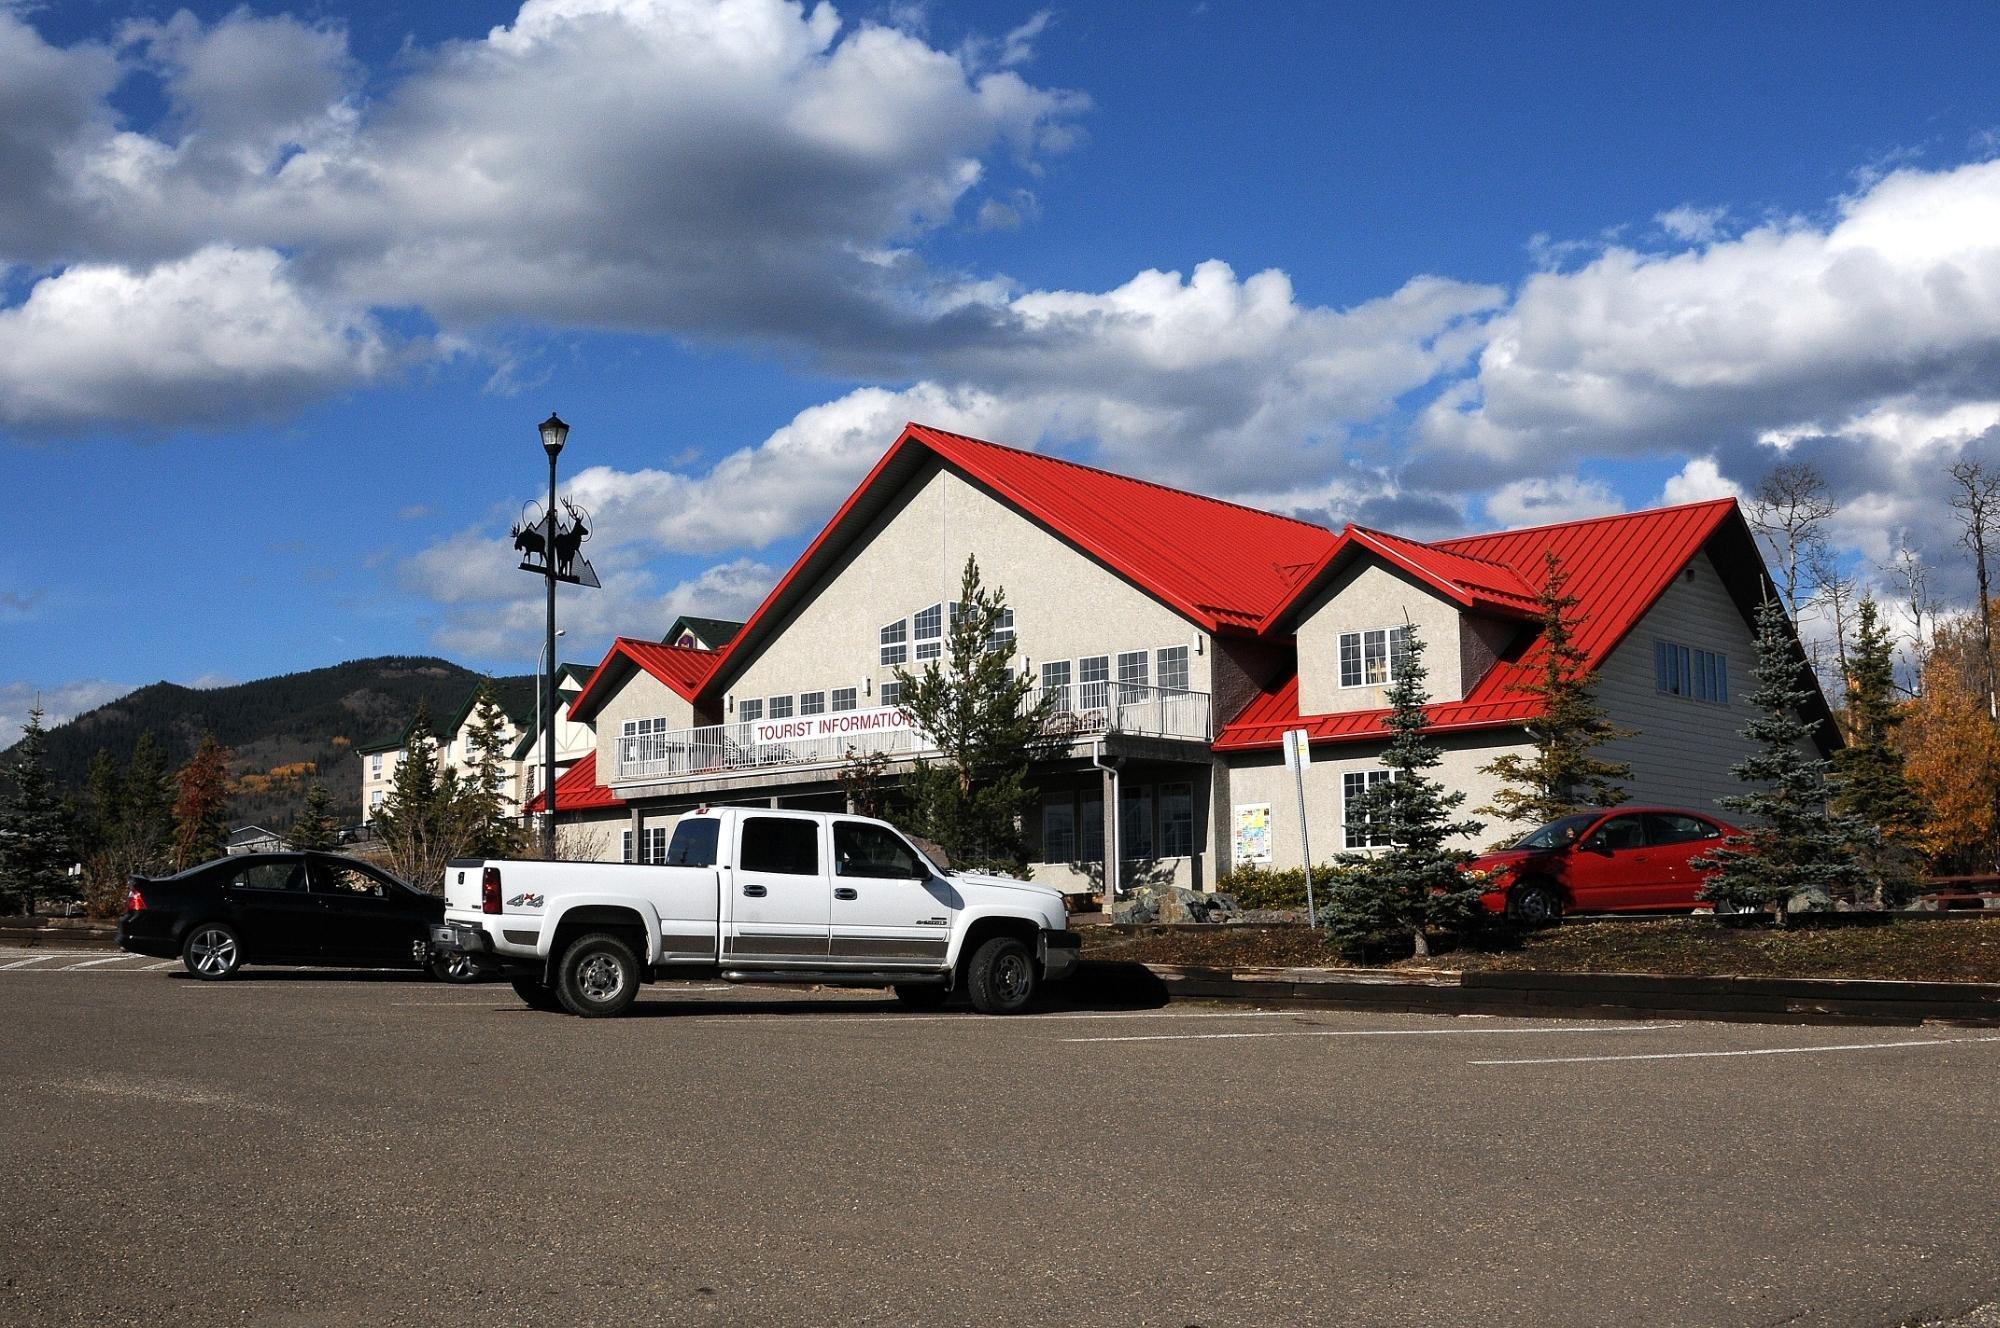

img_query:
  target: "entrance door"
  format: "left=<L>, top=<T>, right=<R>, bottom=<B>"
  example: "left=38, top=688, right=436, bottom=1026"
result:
left=726, top=814, right=830, bottom=963
left=828, top=819, right=953, bottom=966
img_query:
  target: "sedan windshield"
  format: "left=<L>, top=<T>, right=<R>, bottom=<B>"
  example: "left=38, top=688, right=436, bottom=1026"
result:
left=1510, top=813, right=1600, bottom=851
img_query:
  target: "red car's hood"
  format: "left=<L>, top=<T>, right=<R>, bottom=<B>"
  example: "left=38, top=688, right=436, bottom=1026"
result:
left=1464, top=848, right=1541, bottom=875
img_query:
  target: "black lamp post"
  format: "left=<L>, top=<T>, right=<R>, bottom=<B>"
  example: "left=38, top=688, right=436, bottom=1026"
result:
left=538, top=411, right=569, bottom=855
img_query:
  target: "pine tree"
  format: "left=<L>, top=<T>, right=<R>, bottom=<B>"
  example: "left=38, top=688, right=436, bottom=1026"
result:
left=1478, top=551, right=1633, bottom=829
left=171, top=735, right=233, bottom=869
left=1327, top=629, right=1486, bottom=957
left=1831, top=597, right=1926, bottom=902
left=460, top=684, right=524, bottom=858
left=76, top=749, right=127, bottom=914
left=121, top=732, right=175, bottom=874
left=0, top=707, right=78, bottom=914
left=371, top=703, right=470, bottom=890
left=1695, top=596, right=1872, bottom=916
left=894, top=557, right=1050, bottom=873
left=290, top=782, right=341, bottom=852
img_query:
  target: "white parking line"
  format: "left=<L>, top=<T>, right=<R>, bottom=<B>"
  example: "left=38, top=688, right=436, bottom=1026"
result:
left=60, top=956, right=131, bottom=970
left=145, top=961, right=181, bottom=970
left=1065, top=1021, right=1680, bottom=1044
left=0, top=956, right=56, bottom=970
left=1471, top=1033, right=2000, bottom=1066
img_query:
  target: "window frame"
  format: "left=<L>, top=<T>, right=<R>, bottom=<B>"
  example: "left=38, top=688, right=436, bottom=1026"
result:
left=1156, top=646, right=1190, bottom=694
left=879, top=619, right=908, bottom=667
left=1341, top=768, right=1394, bottom=849
left=1338, top=626, right=1413, bottom=689
left=737, top=816, right=823, bottom=877
left=831, top=687, right=857, bottom=713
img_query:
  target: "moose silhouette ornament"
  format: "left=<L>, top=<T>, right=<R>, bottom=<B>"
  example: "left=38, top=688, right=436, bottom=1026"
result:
left=513, top=499, right=600, bottom=588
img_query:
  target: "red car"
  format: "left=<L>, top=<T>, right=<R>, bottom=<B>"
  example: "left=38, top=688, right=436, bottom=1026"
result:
left=1467, top=806, right=1741, bottom=924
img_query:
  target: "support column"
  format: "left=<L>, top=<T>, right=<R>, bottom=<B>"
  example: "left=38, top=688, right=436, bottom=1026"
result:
left=1101, top=763, right=1120, bottom=901
left=629, top=802, right=643, bottom=862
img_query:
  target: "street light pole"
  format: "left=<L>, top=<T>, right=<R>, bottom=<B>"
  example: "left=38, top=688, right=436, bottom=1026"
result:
left=538, top=412, right=569, bottom=857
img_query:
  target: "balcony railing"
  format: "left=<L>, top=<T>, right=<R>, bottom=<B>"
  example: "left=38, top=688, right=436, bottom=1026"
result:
left=613, top=682, right=1211, bottom=784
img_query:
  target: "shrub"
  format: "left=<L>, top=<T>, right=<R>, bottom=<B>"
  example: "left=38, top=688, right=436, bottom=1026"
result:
left=1216, top=863, right=1354, bottom=911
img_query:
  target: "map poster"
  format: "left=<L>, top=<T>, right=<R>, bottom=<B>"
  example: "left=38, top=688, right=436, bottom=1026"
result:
left=1233, top=802, right=1273, bottom=866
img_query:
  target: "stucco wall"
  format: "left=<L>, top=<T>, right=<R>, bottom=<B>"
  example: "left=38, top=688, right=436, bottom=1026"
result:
left=593, top=671, right=697, bottom=780
left=1294, top=561, right=1466, bottom=716
left=720, top=460, right=1212, bottom=713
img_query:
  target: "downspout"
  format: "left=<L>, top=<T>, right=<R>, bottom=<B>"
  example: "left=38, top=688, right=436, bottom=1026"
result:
left=1092, top=738, right=1121, bottom=903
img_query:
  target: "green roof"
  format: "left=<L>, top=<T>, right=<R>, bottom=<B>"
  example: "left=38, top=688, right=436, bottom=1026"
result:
left=663, top=615, right=743, bottom=648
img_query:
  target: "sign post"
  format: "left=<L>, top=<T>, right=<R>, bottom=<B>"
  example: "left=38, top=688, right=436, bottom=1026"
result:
left=1282, top=728, right=1317, bottom=926
left=520, top=413, right=600, bottom=856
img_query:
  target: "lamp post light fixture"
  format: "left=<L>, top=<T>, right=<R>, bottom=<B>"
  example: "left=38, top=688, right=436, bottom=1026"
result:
left=538, top=412, right=568, bottom=855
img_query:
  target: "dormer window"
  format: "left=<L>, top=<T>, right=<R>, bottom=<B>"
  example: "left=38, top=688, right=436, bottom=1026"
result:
left=1338, top=626, right=1413, bottom=689
left=913, top=604, right=943, bottom=660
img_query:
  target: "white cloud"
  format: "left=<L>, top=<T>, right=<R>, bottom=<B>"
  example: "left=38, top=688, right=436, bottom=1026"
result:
left=0, top=678, right=134, bottom=741
left=1655, top=204, right=1728, bottom=244
left=1482, top=475, right=1623, bottom=530
left=1658, top=456, right=1741, bottom=506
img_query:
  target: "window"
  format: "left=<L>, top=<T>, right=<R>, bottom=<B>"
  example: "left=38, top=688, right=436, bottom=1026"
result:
left=1645, top=812, right=1722, bottom=846
left=879, top=619, right=908, bottom=666
left=913, top=603, right=944, bottom=661
left=1119, top=786, right=1154, bottom=859
left=1339, top=627, right=1413, bottom=688
left=1342, top=769, right=1394, bottom=848
left=737, top=698, right=763, bottom=725
left=1157, top=646, right=1189, bottom=693
left=370, top=753, right=383, bottom=778
left=985, top=607, right=1016, bottom=652
left=621, top=830, right=634, bottom=863
left=232, top=861, right=302, bottom=891
left=1117, top=650, right=1149, bottom=703
left=1080, top=791, right=1104, bottom=862
left=1041, top=660, right=1072, bottom=711
left=666, top=818, right=720, bottom=867
left=369, top=790, right=384, bottom=810
left=831, top=687, right=857, bottom=713
left=1160, top=783, right=1194, bottom=857
left=1584, top=815, right=1647, bottom=852
left=1656, top=641, right=1729, bottom=703
left=1042, top=795, right=1077, bottom=862
left=834, top=821, right=924, bottom=878
left=629, top=826, right=667, bottom=864
left=1079, top=655, right=1110, bottom=709
left=880, top=680, right=903, bottom=706
left=767, top=695, right=793, bottom=720
left=739, top=817, right=820, bottom=875
left=311, top=862, right=389, bottom=898
left=800, top=692, right=826, bottom=717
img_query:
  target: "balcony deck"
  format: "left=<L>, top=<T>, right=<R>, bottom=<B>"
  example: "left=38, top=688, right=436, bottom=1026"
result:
left=612, top=684, right=1211, bottom=786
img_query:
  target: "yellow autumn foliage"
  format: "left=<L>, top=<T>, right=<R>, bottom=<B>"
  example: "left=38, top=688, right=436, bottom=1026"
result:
left=1902, top=662, right=2000, bottom=863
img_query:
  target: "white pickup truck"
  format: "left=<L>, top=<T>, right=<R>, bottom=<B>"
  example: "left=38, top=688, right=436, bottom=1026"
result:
left=430, top=807, right=1081, bottom=1017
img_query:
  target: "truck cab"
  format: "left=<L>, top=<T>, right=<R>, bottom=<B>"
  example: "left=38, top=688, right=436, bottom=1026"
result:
left=432, top=808, right=1080, bottom=1017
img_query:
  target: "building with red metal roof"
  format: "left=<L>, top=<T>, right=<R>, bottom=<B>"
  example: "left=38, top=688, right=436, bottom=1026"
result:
left=533, top=422, right=1834, bottom=889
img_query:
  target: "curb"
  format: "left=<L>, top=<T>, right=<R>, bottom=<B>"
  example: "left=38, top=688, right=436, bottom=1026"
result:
left=1128, top=962, right=2000, bottom=1027
left=0, top=924, right=118, bottom=949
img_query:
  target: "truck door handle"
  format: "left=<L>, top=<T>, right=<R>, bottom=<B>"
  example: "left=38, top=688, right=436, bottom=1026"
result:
left=742, top=884, right=768, bottom=898
left=834, top=887, right=858, bottom=901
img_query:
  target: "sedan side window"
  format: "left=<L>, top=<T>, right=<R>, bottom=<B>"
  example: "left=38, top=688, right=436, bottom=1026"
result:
left=833, top=822, right=924, bottom=879
left=1645, top=813, right=1721, bottom=845
left=1584, top=816, right=1646, bottom=852
left=310, top=863, right=388, bottom=899
left=232, top=862, right=303, bottom=891
left=739, top=817, right=821, bottom=876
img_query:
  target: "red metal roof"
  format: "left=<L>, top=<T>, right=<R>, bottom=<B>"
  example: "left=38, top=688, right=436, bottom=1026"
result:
left=1215, top=499, right=1742, bottom=752
left=524, top=750, right=619, bottom=813
left=569, top=637, right=717, bottom=722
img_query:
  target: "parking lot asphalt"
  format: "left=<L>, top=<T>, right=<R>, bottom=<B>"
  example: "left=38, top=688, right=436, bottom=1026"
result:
left=5, top=948, right=1999, bottom=1328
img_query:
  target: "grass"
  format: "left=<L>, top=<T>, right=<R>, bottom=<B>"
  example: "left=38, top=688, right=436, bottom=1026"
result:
left=1080, top=915, right=2000, bottom=983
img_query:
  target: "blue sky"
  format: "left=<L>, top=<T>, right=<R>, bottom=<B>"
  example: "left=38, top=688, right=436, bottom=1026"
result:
left=6, top=0, right=2000, bottom=733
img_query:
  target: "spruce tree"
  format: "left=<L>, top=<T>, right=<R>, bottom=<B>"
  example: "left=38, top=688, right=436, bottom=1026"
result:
left=1327, top=629, right=1486, bottom=957
left=0, top=707, right=78, bottom=913
left=371, top=703, right=470, bottom=889
left=1478, top=551, right=1633, bottom=828
left=894, top=556, right=1050, bottom=873
left=171, top=734, right=233, bottom=869
left=77, top=750, right=127, bottom=913
left=290, top=782, right=341, bottom=852
left=121, top=732, right=175, bottom=874
left=1830, top=597, right=1926, bottom=903
left=1695, top=596, right=1872, bottom=916
left=460, top=684, right=524, bottom=858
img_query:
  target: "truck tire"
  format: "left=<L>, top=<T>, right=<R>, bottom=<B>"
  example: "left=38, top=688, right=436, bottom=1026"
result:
left=965, top=936, right=1036, bottom=1015
left=554, top=932, right=641, bottom=1018
left=892, top=983, right=950, bottom=1010
left=511, top=976, right=563, bottom=1011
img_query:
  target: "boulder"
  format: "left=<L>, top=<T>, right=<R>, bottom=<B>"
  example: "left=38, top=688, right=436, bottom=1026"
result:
left=1108, top=884, right=1243, bottom=925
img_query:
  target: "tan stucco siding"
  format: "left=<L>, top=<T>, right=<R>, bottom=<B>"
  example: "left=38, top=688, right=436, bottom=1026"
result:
left=1591, top=547, right=1799, bottom=818
left=1294, top=562, right=1466, bottom=716
left=1220, top=730, right=1530, bottom=869
left=721, top=461, right=1212, bottom=710
left=593, top=671, right=696, bottom=778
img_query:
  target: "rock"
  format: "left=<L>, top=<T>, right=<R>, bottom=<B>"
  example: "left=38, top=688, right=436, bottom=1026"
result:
left=1109, top=884, right=1243, bottom=925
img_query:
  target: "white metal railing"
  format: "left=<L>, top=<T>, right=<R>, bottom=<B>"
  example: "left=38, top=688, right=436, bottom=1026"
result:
left=613, top=683, right=1210, bottom=783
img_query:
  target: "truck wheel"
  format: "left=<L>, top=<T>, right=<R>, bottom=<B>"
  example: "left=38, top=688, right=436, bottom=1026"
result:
left=511, top=977, right=563, bottom=1011
left=554, top=933, right=641, bottom=1018
left=965, top=936, right=1036, bottom=1015
left=182, top=923, right=242, bottom=979
left=892, top=984, right=950, bottom=1010
left=1507, top=880, right=1563, bottom=928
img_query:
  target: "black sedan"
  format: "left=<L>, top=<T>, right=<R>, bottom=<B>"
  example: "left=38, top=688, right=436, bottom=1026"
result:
left=117, top=852, right=474, bottom=981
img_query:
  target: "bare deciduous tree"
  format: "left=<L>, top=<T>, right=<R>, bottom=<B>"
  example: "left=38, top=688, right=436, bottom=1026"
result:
left=1748, top=462, right=1835, bottom=616
left=1948, top=460, right=2000, bottom=720
left=1805, top=543, right=1857, bottom=705
left=1884, top=533, right=1939, bottom=690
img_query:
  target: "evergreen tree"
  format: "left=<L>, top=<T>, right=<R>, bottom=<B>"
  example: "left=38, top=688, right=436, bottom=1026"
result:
left=894, top=557, right=1050, bottom=873
left=290, top=782, right=341, bottom=852
left=0, top=707, right=78, bottom=913
left=460, top=684, right=524, bottom=858
left=1695, top=596, right=1872, bottom=916
left=1327, top=629, right=1486, bottom=957
left=171, top=735, right=233, bottom=869
left=1831, top=596, right=1926, bottom=903
left=371, top=703, right=470, bottom=890
left=76, top=750, right=127, bottom=915
left=121, top=732, right=175, bottom=874
left=1478, top=551, right=1633, bottom=828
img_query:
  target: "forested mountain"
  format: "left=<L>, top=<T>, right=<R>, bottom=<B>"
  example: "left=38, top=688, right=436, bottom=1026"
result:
left=12, top=657, right=531, bottom=830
